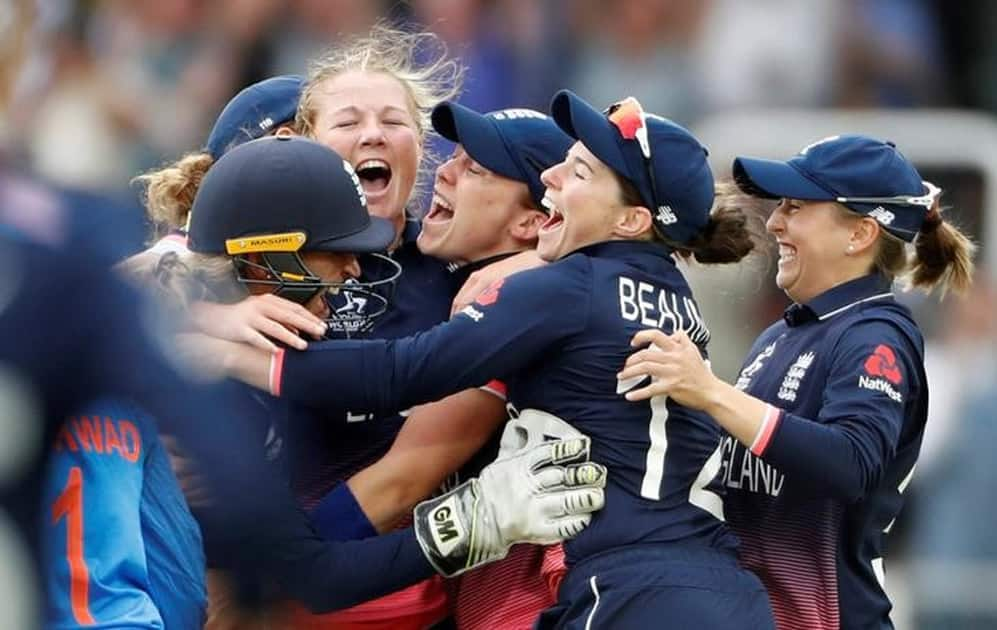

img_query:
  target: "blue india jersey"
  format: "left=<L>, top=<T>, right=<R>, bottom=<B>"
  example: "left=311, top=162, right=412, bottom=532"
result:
left=41, top=399, right=205, bottom=629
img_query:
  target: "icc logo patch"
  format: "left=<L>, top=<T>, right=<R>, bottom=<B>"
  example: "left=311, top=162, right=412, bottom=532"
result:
left=863, top=344, right=902, bottom=385
left=475, top=278, right=506, bottom=307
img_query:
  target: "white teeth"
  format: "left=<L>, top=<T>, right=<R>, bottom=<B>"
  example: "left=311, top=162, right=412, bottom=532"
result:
left=433, top=195, right=453, bottom=211
left=541, top=196, right=557, bottom=213
left=777, top=243, right=797, bottom=263
left=356, top=159, right=390, bottom=171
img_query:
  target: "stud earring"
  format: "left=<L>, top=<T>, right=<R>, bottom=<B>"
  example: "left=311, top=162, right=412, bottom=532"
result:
left=846, top=245, right=854, bottom=254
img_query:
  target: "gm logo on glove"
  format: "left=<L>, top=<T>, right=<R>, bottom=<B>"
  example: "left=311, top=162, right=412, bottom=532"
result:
left=430, top=495, right=465, bottom=556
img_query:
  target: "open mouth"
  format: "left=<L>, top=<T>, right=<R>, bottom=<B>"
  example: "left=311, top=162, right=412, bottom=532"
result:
left=777, top=242, right=797, bottom=265
left=539, top=196, right=564, bottom=233
left=424, top=194, right=455, bottom=224
left=355, top=159, right=393, bottom=196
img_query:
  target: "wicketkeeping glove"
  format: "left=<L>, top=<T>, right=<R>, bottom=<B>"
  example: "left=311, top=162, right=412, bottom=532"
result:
left=413, top=436, right=606, bottom=577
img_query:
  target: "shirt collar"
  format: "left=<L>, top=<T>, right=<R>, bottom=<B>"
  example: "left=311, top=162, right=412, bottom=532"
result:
left=783, top=273, right=894, bottom=327
left=570, top=239, right=675, bottom=262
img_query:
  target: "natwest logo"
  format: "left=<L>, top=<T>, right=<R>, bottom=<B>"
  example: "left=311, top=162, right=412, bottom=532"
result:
left=858, top=374, right=903, bottom=403
left=863, top=344, right=902, bottom=384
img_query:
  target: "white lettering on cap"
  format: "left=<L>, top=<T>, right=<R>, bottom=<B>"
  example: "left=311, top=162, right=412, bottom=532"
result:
left=656, top=205, right=678, bottom=225
left=869, top=206, right=895, bottom=225
left=491, top=108, right=547, bottom=121
left=799, top=135, right=841, bottom=155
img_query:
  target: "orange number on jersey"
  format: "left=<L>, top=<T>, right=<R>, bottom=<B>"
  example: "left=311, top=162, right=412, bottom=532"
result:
left=52, top=466, right=95, bottom=625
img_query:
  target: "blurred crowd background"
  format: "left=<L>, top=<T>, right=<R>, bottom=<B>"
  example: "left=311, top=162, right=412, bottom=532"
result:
left=3, top=1, right=996, bottom=628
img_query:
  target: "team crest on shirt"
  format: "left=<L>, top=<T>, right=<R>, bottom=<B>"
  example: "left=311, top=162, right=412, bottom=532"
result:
left=777, top=351, right=815, bottom=402
left=735, top=342, right=777, bottom=390
left=858, top=344, right=904, bottom=402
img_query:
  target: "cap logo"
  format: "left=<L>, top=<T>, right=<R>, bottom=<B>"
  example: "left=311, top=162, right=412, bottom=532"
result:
left=656, top=205, right=678, bottom=225
left=869, top=206, right=895, bottom=225
left=799, top=135, right=841, bottom=155
left=258, top=116, right=275, bottom=131
left=491, top=108, right=546, bottom=121
left=342, top=160, right=367, bottom=207
left=225, top=231, right=306, bottom=254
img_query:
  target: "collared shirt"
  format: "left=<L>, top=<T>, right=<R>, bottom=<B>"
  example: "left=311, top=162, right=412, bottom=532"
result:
left=724, top=273, right=927, bottom=630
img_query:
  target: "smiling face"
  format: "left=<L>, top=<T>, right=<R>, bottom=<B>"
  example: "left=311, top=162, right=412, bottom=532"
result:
left=537, top=141, right=632, bottom=261
left=418, top=145, right=541, bottom=264
left=307, top=71, right=422, bottom=238
left=765, top=198, right=872, bottom=303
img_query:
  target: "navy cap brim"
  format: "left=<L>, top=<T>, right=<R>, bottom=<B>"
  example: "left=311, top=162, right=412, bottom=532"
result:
left=432, top=102, right=520, bottom=180
left=733, top=157, right=834, bottom=201
left=550, top=90, right=630, bottom=179
left=313, top=215, right=395, bottom=253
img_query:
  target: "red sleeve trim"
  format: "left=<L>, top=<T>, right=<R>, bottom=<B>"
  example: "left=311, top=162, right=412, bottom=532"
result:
left=269, top=348, right=285, bottom=397
left=479, top=379, right=507, bottom=401
left=750, top=404, right=783, bottom=457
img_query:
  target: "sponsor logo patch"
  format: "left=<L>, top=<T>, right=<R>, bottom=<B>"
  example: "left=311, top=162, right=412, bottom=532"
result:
left=474, top=278, right=505, bottom=307
left=864, top=344, right=902, bottom=384
left=859, top=374, right=903, bottom=402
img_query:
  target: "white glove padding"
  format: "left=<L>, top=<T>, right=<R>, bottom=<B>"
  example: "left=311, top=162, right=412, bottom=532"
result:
left=498, top=408, right=583, bottom=459
left=413, top=436, right=606, bottom=577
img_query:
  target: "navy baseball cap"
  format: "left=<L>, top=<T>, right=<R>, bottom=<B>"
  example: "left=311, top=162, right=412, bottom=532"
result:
left=188, top=136, right=395, bottom=255
left=431, top=102, right=573, bottom=210
left=204, top=75, right=305, bottom=160
left=549, top=90, right=714, bottom=244
left=733, top=134, right=937, bottom=242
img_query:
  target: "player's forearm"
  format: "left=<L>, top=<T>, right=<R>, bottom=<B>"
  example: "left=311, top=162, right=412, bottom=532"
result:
left=348, top=393, right=508, bottom=532
left=705, top=385, right=873, bottom=501
left=700, top=381, right=771, bottom=451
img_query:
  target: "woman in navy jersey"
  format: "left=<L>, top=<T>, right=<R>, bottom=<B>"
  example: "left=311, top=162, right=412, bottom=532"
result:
left=619, top=134, right=975, bottom=630
left=213, top=91, right=776, bottom=629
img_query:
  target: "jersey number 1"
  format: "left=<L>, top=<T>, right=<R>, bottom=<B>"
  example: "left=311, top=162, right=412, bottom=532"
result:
left=618, top=376, right=725, bottom=521
left=52, top=466, right=95, bottom=625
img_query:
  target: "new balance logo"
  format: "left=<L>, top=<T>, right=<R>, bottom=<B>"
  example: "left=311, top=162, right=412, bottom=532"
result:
left=258, top=116, right=274, bottom=131
left=461, top=305, right=484, bottom=322
left=656, top=205, right=678, bottom=225
left=869, top=206, right=895, bottom=226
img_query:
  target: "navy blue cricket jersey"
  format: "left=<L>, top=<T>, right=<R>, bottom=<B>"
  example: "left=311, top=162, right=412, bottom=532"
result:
left=722, top=273, right=926, bottom=630
left=290, top=220, right=468, bottom=507
left=276, top=240, right=740, bottom=565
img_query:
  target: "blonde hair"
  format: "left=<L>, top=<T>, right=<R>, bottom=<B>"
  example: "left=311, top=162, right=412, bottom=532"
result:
left=870, top=197, right=976, bottom=297
left=133, top=152, right=215, bottom=238
left=117, top=250, right=246, bottom=310
left=295, top=22, right=464, bottom=209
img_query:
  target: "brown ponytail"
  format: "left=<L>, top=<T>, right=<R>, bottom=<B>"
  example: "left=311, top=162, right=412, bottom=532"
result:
left=869, top=196, right=976, bottom=297
left=908, top=198, right=976, bottom=296
left=618, top=176, right=766, bottom=264
left=134, top=151, right=215, bottom=237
